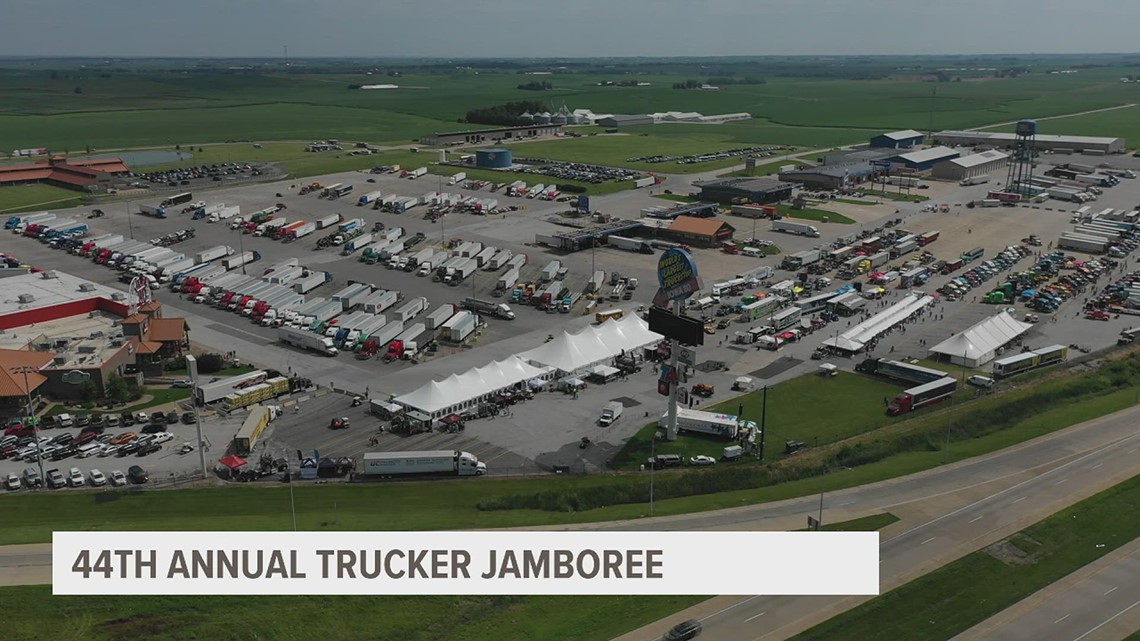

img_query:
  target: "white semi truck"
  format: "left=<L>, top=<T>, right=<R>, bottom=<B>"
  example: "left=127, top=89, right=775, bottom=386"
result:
left=361, top=450, right=486, bottom=477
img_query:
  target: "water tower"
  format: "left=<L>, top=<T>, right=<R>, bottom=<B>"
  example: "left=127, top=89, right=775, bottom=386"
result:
left=1005, top=119, right=1036, bottom=193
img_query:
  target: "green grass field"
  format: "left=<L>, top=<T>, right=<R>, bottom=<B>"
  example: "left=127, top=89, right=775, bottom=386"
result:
left=791, top=473, right=1140, bottom=641
left=610, top=373, right=901, bottom=469
left=0, top=183, right=87, bottom=214
left=775, top=203, right=856, bottom=224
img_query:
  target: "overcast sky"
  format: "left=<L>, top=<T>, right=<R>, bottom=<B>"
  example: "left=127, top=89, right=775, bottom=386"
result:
left=1, top=0, right=1137, bottom=58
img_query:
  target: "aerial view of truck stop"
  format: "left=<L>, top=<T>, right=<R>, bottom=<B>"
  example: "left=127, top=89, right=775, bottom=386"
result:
left=1, top=2, right=1139, bottom=640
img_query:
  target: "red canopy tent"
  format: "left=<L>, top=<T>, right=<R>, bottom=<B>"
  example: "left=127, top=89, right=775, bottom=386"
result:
left=218, top=454, right=247, bottom=471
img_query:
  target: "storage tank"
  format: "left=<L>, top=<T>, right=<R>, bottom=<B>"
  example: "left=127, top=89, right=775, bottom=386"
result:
left=476, top=148, right=514, bottom=169
left=535, top=112, right=552, bottom=124
left=550, top=113, right=567, bottom=125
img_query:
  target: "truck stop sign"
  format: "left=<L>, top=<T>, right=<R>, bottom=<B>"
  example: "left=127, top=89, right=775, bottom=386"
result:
left=654, top=248, right=702, bottom=307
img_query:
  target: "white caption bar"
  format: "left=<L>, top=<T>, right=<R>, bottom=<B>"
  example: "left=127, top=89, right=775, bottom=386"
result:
left=54, top=531, right=879, bottom=596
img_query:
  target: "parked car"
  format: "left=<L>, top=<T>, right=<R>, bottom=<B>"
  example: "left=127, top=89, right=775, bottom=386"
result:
left=165, top=412, right=179, bottom=424
left=88, top=469, right=107, bottom=486
left=120, top=412, right=135, bottom=427
left=127, top=465, right=149, bottom=484
left=181, top=412, right=196, bottom=424
left=46, top=468, right=66, bottom=489
left=109, top=470, right=127, bottom=486
left=170, top=379, right=193, bottom=389
left=152, top=432, right=175, bottom=444
left=110, top=432, right=137, bottom=445
left=67, top=467, right=85, bottom=487
left=5, top=473, right=21, bottom=491
left=136, top=442, right=162, bottom=457
left=688, top=455, right=717, bottom=466
left=141, top=423, right=167, bottom=434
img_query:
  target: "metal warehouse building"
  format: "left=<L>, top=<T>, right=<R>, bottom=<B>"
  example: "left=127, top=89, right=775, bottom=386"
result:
left=931, top=150, right=1009, bottom=181
left=595, top=114, right=655, bottom=128
left=822, top=148, right=898, bottom=166
left=778, top=164, right=876, bottom=190
left=869, top=129, right=926, bottom=149
left=889, top=146, right=960, bottom=172
left=696, top=177, right=793, bottom=204
left=932, top=130, right=1125, bottom=154
left=420, top=124, right=563, bottom=146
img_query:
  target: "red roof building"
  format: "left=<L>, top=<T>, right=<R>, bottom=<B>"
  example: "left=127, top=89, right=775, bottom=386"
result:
left=0, top=156, right=130, bottom=191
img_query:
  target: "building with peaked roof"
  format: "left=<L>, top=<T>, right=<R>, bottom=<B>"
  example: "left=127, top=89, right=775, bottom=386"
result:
left=889, top=146, right=961, bottom=172
left=0, top=349, right=55, bottom=410
left=931, top=150, right=1010, bottom=181
left=663, top=216, right=736, bottom=246
left=595, top=114, right=654, bottom=128
left=696, top=177, right=793, bottom=204
left=927, top=313, right=1033, bottom=367
left=0, top=156, right=130, bottom=191
left=778, top=164, right=876, bottom=190
left=870, top=130, right=926, bottom=149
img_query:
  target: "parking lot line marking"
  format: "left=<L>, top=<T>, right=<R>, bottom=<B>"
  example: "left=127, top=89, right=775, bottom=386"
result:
left=969, top=515, right=984, bottom=523
left=1055, top=614, right=1070, bottom=624
left=1104, top=586, right=1118, bottom=596
left=1012, top=496, right=1027, bottom=504
left=920, top=537, right=936, bottom=545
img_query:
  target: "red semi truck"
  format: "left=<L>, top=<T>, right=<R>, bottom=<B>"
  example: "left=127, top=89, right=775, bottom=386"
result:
left=887, top=377, right=957, bottom=415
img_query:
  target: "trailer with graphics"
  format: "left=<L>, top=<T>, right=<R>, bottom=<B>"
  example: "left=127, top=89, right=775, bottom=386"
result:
left=992, top=345, right=1068, bottom=378
left=661, top=408, right=757, bottom=439
left=887, top=377, right=957, bottom=415
left=856, top=358, right=948, bottom=385
left=361, top=450, right=486, bottom=478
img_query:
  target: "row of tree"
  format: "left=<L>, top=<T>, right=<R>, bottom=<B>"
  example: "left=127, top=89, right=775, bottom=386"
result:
left=463, top=100, right=550, bottom=126
left=517, top=81, right=553, bottom=91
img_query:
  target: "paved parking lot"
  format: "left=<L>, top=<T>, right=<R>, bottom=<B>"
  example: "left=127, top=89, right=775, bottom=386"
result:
left=8, top=152, right=1140, bottom=483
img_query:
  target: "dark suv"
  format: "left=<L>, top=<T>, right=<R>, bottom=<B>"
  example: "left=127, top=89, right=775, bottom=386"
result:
left=665, top=619, right=702, bottom=641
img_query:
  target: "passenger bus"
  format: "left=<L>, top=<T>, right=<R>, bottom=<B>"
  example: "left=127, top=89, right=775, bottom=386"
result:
left=961, top=247, right=985, bottom=263
left=160, top=192, right=193, bottom=208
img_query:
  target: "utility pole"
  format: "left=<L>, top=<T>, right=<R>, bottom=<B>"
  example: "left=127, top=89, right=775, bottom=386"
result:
left=125, top=204, right=135, bottom=240
left=14, top=366, right=45, bottom=488
left=758, top=385, right=768, bottom=461
left=184, top=355, right=208, bottom=479
left=664, top=299, right=683, bottom=441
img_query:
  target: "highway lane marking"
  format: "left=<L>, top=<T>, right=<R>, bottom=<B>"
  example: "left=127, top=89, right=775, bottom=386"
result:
left=1091, top=463, right=1104, bottom=469
left=881, top=428, right=1140, bottom=546
left=1071, top=598, right=1140, bottom=641
left=920, top=537, right=936, bottom=545
left=969, top=516, right=984, bottom=523
left=698, top=595, right=761, bottom=623
left=1104, top=586, right=1118, bottom=596
left=1129, top=448, right=1138, bottom=454
left=1055, top=478, right=1067, bottom=485
left=1055, top=614, right=1070, bottom=624
left=744, top=612, right=767, bottom=623
left=1012, top=496, right=1027, bottom=503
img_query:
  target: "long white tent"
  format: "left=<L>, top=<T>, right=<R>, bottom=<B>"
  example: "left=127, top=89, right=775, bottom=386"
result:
left=927, top=312, right=1033, bottom=367
left=821, top=292, right=934, bottom=352
left=394, top=355, right=554, bottom=418
left=518, top=314, right=663, bottom=374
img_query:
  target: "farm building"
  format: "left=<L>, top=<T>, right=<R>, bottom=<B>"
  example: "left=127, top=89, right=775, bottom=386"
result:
left=869, top=130, right=926, bottom=149
left=696, top=177, right=793, bottom=204
left=662, top=216, right=735, bottom=246
left=889, top=146, right=960, bottom=172
left=419, top=124, right=562, bottom=146
left=778, top=164, right=876, bottom=190
left=932, top=130, right=1125, bottom=154
left=0, top=156, right=130, bottom=192
left=595, top=114, right=655, bottom=128
left=931, top=150, right=1009, bottom=181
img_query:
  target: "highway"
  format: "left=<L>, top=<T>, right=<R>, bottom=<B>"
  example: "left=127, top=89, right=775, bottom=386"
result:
left=952, top=538, right=1140, bottom=641
left=3, top=405, right=1138, bottom=641
left=603, top=405, right=1140, bottom=641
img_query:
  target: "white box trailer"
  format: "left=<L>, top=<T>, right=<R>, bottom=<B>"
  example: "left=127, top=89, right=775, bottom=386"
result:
left=394, top=322, right=426, bottom=345
left=195, top=245, right=234, bottom=263
left=316, top=214, right=342, bottom=229
left=206, top=205, right=241, bottom=222
left=634, top=176, right=655, bottom=188
left=497, top=268, right=520, bottom=291
left=772, top=220, right=820, bottom=237
left=506, top=254, right=527, bottom=271
left=407, top=248, right=434, bottom=269
left=268, top=265, right=305, bottom=285
left=362, top=289, right=400, bottom=314
left=460, top=242, right=483, bottom=258
left=363, top=320, right=403, bottom=347
left=425, top=304, right=456, bottom=330
left=278, top=326, right=338, bottom=356
left=381, top=227, right=404, bottom=243
left=333, top=283, right=374, bottom=310
left=392, top=297, right=428, bottom=323
left=472, top=246, right=496, bottom=267
left=540, top=260, right=560, bottom=282
left=486, top=249, right=513, bottom=270
left=357, top=190, right=384, bottom=206
left=443, top=310, right=478, bottom=342
left=361, top=450, right=485, bottom=477
left=659, top=408, right=753, bottom=439
left=420, top=252, right=449, bottom=276
left=292, top=271, right=328, bottom=294
left=448, top=172, right=467, bottom=185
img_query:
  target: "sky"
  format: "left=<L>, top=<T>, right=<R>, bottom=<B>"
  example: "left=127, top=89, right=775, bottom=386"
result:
left=1, top=0, right=1137, bottom=58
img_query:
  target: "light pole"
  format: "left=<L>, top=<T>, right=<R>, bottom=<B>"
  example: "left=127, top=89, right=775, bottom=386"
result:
left=125, top=204, right=135, bottom=240
left=184, top=355, right=208, bottom=479
left=234, top=228, right=247, bottom=275
left=649, top=427, right=656, bottom=516
left=14, top=366, right=44, bottom=488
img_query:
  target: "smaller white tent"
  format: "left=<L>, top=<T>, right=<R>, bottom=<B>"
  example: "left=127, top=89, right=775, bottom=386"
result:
left=822, top=292, right=933, bottom=353
left=518, top=314, right=663, bottom=374
left=928, top=313, right=1033, bottom=367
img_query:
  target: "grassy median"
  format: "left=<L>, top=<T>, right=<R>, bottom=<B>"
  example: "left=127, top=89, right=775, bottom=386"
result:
left=791, top=473, right=1140, bottom=641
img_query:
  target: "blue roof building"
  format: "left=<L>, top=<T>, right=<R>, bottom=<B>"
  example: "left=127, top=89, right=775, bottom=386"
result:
left=870, top=129, right=926, bottom=149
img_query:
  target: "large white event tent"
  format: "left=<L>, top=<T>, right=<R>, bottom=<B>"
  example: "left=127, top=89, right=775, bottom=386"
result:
left=517, top=314, right=664, bottom=374
left=927, top=312, right=1033, bottom=368
left=821, top=292, right=934, bottom=353
left=394, top=355, right=555, bottom=419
